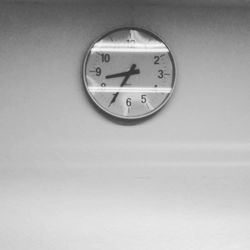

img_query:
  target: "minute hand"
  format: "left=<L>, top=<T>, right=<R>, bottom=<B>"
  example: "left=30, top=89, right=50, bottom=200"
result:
left=108, top=64, right=139, bottom=107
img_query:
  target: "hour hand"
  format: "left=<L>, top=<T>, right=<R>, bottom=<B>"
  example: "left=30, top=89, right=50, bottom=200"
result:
left=105, top=69, right=140, bottom=79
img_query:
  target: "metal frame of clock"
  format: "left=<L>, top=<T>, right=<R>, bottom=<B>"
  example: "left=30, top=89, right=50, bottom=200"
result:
left=83, top=27, right=176, bottom=120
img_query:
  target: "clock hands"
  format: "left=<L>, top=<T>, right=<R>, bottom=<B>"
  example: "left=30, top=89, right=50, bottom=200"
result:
left=107, top=64, right=140, bottom=107
left=105, top=68, right=140, bottom=79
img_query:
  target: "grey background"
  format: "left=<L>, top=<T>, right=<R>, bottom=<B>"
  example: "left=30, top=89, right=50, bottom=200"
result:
left=0, top=2, right=250, bottom=250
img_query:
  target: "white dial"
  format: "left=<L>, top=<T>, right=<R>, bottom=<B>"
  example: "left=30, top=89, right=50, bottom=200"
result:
left=83, top=27, right=176, bottom=120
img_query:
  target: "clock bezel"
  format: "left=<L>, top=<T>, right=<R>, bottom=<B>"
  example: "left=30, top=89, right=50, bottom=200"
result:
left=82, top=26, right=176, bottom=120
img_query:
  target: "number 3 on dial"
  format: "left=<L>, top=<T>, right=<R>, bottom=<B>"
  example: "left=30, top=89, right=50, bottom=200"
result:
left=83, top=27, right=176, bottom=120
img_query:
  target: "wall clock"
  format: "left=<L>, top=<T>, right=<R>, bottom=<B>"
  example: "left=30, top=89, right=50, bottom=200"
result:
left=83, top=27, right=176, bottom=120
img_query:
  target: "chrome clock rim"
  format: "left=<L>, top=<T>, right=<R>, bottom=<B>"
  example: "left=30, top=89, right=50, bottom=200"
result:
left=82, top=26, right=176, bottom=120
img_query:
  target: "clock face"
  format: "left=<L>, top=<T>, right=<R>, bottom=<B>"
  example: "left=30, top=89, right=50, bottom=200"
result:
left=83, top=27, right=176, bottom=120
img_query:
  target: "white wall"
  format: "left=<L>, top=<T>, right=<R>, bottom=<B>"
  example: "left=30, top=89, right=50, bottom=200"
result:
left=0, top=3, right=249, bottom=165
left=0, top=3, right=250, bottom=250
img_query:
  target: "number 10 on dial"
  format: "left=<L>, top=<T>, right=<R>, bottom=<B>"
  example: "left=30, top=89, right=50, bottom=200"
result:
left=83, top=27, right=176, bottom=120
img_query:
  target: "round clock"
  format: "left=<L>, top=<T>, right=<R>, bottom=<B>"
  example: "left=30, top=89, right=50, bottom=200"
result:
left=83, top=27, right=176, bottom=120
